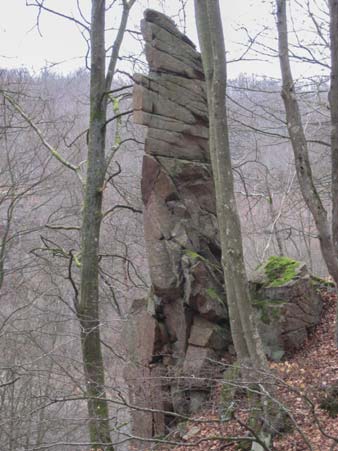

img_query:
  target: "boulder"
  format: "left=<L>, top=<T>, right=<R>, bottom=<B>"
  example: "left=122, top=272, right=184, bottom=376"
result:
left=250, top=256, right=323, bottom=360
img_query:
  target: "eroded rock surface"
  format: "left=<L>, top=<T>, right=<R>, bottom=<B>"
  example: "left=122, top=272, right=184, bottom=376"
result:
left=124, top=9, right=229, bottom=439
left=250, top=257, right=323, bottom=361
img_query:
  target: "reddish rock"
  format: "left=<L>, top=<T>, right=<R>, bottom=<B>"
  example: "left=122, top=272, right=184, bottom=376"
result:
left=127, top=9, right=228, bottom=439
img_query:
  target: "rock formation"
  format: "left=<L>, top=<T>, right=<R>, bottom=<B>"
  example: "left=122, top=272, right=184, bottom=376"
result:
left=124, top=10, right=323, bottom=441
left=250, top=256, right=323, bottom=361
left=124, top=9, right=230, bottom=438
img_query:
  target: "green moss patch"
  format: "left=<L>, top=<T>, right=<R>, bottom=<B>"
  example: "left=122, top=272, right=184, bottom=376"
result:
left=252, top=298, right=285, bottom=324
left=311, top=275, right=335, bottom=288
left=264, top=256, right=300, bottom=287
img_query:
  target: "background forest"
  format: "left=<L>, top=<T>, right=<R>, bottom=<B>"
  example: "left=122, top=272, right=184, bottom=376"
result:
left=0, top=1, right=336, bottom=450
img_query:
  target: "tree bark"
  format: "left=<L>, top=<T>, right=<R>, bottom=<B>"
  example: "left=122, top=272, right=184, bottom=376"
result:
left=79, top=1, right=112, bottom=449
left=194, top=2, right=284, bottom=443
left=329, top=0, right=338, bottom=255
left=194, top=0, right=267, bottom=376
left=78, top=1, right=134, bottom=449
left=276, top=0, right=338, bottom=346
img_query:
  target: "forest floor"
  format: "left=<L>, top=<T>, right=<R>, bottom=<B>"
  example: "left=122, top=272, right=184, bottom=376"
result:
left=160, top=288, right=338, bottom=451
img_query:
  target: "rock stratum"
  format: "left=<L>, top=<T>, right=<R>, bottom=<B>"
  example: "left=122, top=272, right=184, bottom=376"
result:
left=124, top=9, right=229, bottom=439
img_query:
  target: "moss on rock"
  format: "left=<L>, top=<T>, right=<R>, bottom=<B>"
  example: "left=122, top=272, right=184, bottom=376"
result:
left=264, top=256, right=300, bottom=287
left=311, top=275, right=335, bottom=288
left=252, top=298, right=285, bottom=324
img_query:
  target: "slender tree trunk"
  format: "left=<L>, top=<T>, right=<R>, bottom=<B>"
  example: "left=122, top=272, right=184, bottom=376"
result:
left=276, top=0, right=338, bottom=346
left=194, top=2, right=285, bottom=444
left=194, top=0, right=267, bottom=376
left=266, top=182, right=284, bottom=257
left=79, top=1, right=113, bottom=449
left=329, top=0, right=338, bottom=255
left=78, top=0, right=135, bottom=448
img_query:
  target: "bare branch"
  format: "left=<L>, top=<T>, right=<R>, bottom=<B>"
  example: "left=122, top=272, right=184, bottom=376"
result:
left=102, top=204, right=142, bottom=219
left=26, top=0, right=90, bottom=32
left=3, top=93, right=81, bottom=175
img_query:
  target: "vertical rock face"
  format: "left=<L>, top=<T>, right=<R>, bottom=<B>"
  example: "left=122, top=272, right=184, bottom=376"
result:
left=124, top=9, right=230, bottom=439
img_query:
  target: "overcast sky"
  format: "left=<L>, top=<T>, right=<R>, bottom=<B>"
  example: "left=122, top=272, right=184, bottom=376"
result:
left=0, top=0, right=318, bottom=79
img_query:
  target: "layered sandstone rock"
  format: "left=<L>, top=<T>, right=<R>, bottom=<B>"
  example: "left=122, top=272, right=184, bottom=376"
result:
left=124, top=9, right=323, bottom=442
left=124, top=9, right=229, bottom=439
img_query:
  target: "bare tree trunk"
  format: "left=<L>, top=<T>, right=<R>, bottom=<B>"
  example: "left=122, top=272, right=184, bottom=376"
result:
left=266, top=182, right=284, bottom=257
left=276, top=0, right=338, bottom=345
left=195, top=0, right=250, bottom=368
left=329, top=0, right=338, bottom=255
left=192, top=11, right=282, bottom=447
left=1, top=2, right=134, bottom=447
left=194, top=2, right=285, bottom=444
left=79, top=1, right=135, bottom=448
left=79, top=1, right=112, bottom=449
left=194, top=0, right=267, bottom=375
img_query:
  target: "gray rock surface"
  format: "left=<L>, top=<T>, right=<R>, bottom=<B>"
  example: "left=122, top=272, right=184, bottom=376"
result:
left=250, top=259, right=323, bottom=360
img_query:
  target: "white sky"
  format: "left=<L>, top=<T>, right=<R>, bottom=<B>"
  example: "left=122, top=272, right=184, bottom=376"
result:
left=0, top=0, right=321, bottom=79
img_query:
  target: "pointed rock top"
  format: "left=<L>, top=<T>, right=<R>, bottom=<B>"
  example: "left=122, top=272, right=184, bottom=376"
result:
left=144, top=9, right=196, bottom=48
